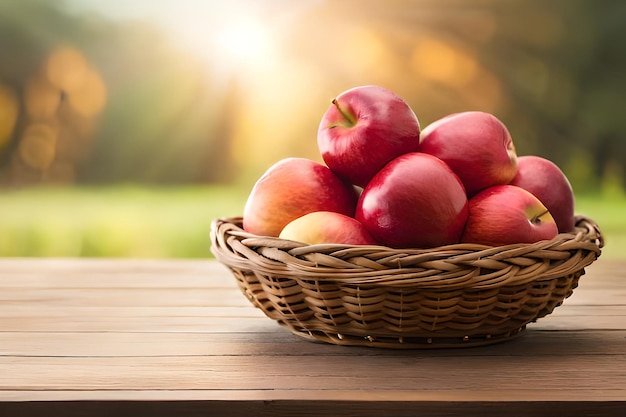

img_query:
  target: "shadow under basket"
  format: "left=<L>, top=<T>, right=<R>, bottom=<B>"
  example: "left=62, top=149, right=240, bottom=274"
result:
left=210, top=215, right=604, bottom=349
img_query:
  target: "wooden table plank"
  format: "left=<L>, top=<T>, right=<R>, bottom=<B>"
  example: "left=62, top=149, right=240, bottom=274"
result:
left=0, top=258, right=625, bottom=416
left=1, top=307, right=625, bottom=332
left=3, top=350, right=626, bottom=391
left=1, top=329, right=625, bottom=357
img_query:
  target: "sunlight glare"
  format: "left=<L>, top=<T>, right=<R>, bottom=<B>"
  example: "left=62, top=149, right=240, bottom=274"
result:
left=214, top=17, right=275, bottom=70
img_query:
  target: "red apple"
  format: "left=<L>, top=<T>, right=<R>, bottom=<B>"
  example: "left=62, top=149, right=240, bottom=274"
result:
left=317, top=85, right=420, bottom=187
left=461, top=185, right=558, bottom=246
left=279, top=211, right=378, bottom=245
left=355, top=152, right=469, bottom=248
left=243, top=158, right=358, bottom=237
left=509, top=155, right=575, bottom=233
left=418, top=111, right=518, bottom=196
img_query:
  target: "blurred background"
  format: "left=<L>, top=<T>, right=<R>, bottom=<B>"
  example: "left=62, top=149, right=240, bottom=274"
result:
left=0, top=0, right=624, bottom=258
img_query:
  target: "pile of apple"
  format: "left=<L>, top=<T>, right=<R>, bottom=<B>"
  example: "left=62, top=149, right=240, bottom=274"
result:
left=242, top=85, right=575, bottom=249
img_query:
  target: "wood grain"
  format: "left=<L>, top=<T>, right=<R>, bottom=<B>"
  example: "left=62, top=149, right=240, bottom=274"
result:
left=0, top=258, right=624, bottom=416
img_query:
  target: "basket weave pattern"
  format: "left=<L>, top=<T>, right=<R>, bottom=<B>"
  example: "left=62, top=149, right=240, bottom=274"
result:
left=211, top=216, right=603, bottom=348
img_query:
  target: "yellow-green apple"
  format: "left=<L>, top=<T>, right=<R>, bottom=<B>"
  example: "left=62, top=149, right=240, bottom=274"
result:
left=243, top=158, right=358, bottom=237
left=317, top=85, right=420, bottom=187
left=355, top=152, right=469, bottom=248
left=418, top=111, right=518, bottom=196
left=461, top=184, right=558, bottom=246
left=509, top=155, right=575, bottom=233
left=279, top=211, right=378, bottom=245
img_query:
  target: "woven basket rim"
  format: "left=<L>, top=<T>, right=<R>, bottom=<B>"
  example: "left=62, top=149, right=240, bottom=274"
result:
left=213, top=214, right=603, bottom=252
left=210, top=215, right=603, bottom=348
left=210, top=215, right=603, bottom=289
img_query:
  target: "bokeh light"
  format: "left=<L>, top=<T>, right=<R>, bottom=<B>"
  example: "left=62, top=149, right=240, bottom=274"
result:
left=24, top=74, right=62, bottom=119
left=18, top=123, right=58, bottom=171
left=0, top=0, right=624, bottom=259
left=45, top=46, right=90, bottom=93
left=412, top=39, right=478, bottom=87
left=66, top=68, right=107, bottom=117
left=0, top=0, right=623, bottom=190
left=2, top=41, right=107, bottom=185
left=0, top=84, right=19, bottom=150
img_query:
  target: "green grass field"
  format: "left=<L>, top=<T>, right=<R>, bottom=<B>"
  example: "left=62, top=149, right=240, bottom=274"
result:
left=575, top=192, right=624, bottom=260
left=0, top=185, right=249, bottom=258
left=0, top=185, right=623, bottom=259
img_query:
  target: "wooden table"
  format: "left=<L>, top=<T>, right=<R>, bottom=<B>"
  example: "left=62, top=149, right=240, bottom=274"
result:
left=1, top=258, right=625, bottom=416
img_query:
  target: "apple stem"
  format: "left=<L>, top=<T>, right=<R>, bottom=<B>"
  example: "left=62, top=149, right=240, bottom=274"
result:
left=332, top=98, right=357, bottom=127
left=531, top=209, right=550, bottom=224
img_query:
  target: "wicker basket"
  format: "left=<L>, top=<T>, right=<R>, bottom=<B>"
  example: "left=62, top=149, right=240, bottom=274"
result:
left=211, top=215, right=603, bottom=348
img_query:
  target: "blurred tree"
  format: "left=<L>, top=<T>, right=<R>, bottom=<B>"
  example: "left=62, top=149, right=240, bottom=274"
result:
left=573, top=0, right=626, bottom=191
left=0, top=0, right=57, bottom=171
left=477, top=0, right=626, bottom=191
left=0, top=0, right=233, bottom=186
left=0, top=0, right=624, bottom=191
left=79, top=21, right=232, bottom=184
left=281, top=0, right=626, bottom=192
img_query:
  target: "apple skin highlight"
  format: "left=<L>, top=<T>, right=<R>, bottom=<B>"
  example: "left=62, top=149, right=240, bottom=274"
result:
left=317, top=85, right=420, bottom=188
left=510, top=155, right=576, bottom=233
left=243, top=158, right=358, bottom=237
left=419, top=111, right=518, bottom=196
left=279, top=211, right=378, bottom=246
left=356, top=152, right=469, bottom=249
left=461, top=185, right=558, bottom=247
left=240, top=84, right=577, bottom=250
